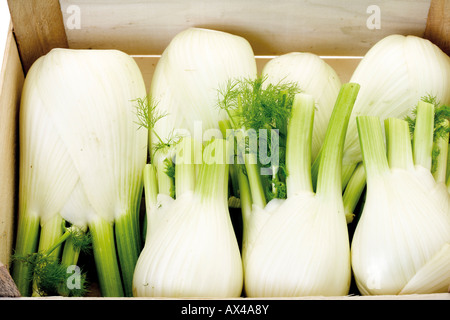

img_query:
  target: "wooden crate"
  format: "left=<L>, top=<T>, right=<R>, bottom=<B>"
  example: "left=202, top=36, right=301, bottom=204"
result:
left=0, top=0, right=449, bottom=299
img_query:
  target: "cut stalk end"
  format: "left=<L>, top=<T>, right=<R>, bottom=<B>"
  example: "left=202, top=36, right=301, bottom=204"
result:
left=143, top=164, right=158, bottom=208
left=174, top=137, right=197, bottom=197
left=433, top=119, right=449, bottom=184
left=385, top=117, right=414, bottom=170
left=286, top=93, right=315, bottom=197
left=413, top=101, right=435, bottom=170
left=195, top=139, right=230, bottom=205
left=356, top=116, right=390, bottom=182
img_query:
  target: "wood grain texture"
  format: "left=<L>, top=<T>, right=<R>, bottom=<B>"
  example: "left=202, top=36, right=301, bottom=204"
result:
left=424, top=0, right=450, bottom=56
left=60, top=0, right=431, bottom=56
left=7, top=0, right=68, bottom=73
left=0, top=24, right=24, bottom=266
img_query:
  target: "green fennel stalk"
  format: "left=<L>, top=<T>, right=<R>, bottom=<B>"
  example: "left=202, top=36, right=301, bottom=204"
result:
left=12, top=222, right=90, bottom=297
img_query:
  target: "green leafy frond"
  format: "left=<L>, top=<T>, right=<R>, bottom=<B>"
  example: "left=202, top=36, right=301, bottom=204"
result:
left=405, top=94, right=450, bottom=141
left=11, top=251, right=88, bottom=297
left=404, top=95, right=450, bottom=174
left=11, top=224, right=91, bottom=297
left=434, top=105, right=450, bottom=141
left=151, top=130, right=182, bottom=157
left=216, top=75, right=301, bottom=200
left=133, top=95, right=167, bottom=130
left=69, top=228, right=92, bottom=253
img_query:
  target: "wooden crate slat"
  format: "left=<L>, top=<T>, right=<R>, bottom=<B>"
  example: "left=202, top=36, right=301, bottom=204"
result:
left=7, top=0, right=68, bottom=73
left=424, top=0, right=450, bottom=56
left=0, top=24, right=24, bottom=266
left=59, top=0, right=432, bottom=56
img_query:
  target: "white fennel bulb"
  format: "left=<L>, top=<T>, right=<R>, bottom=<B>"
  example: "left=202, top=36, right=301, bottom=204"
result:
left=133, top=138, right=243, bottom=297
left=13, top=48, right=147, bottom=297
left=261, top=52, right=342, bottom=162
left=335, top=34, right=450, bottom=223
left=351, top=101, right=450, bottom=295
left=343, top=34, right=450, bottom=170
left=149, top=27, right=257, bottom=147
left=241, top=84, right=359, bottom=297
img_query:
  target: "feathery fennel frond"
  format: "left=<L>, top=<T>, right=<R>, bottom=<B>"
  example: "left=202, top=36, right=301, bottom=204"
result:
left=216, top=75, right=301, bottom=201
left=405, top=95, right=450, bottom=174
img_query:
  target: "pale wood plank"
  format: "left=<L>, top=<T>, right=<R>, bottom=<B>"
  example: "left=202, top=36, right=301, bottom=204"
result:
left=0, top=24, right=24, bottom=266
left=424, top=0, right=450, bottom=56
left=60, top=0, right=431, bottom=56
left=8, top=0, right=68, bottom=73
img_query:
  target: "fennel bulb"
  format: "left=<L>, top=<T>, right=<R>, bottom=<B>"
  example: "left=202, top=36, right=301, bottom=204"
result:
left=327, top=34, right=450, bottom=223
left=149, top=27, right=257, bottom=149
left=13, top=48, right=147, bottom=297
left=343, top=35, right=450, bottom=169
left=261, top=52, right=342, bottom=163
left=133, top=138, right=243, bottom=297
left=231, top=83, right=360, bottom=297
left=351, top=101, right=450, bottom=295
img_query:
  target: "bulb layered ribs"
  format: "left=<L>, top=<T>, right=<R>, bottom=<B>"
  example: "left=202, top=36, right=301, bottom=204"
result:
left=325, top=35, right=450, bottom=222
left=222, top=82, right=360, bottom=297
left=132, top=27, right=258, bottom=298
left=351, top=101, right=450, bottom=295
left=133, top=138, right=243, bottom=297
left=13, top=48, right=147, bottom=297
